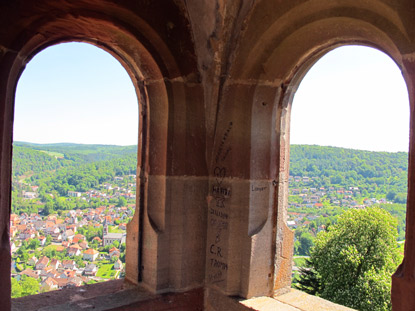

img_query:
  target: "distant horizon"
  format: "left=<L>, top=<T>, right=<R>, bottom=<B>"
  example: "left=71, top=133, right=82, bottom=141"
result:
left=13, top=140, right=408, bottom=154
left=14, top=43, right=409, bottom=152
left=289, top=143, right=408, bottom=154
left=13, top=140, right=138, bottom=147
left=15, top=43, right=138, bottom=146
left=290, top=46, right=409, bottom=153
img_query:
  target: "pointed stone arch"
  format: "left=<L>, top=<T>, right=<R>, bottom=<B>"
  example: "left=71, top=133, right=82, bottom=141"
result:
left=0, top=2, right=206, bottom=309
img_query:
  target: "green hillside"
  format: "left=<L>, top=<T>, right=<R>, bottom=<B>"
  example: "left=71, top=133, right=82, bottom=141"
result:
left=289, top=144, right=408, bottom=202
left=11, top=142, right=138, bottom=215
left=14, top=142, right=137, bottom=164
left=12, top=142, right=408, bottom=247
left=288, top=145, right=408, bottom=255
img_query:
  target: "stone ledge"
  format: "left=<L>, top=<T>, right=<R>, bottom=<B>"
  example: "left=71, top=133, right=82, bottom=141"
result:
left=12, top=280, right=204, bottom=311
left=241, top=289, right=356, bottom=311
left=12, top=282, right=354, bottom=311
left=12, top=279, right=127, bottom=311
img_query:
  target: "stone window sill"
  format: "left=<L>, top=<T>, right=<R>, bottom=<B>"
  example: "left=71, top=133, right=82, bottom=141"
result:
left=12, top=280, right=204, bottom=311
left=12, top=281, right=354, bottom=311
left=241, top=289, right=356, bottom=311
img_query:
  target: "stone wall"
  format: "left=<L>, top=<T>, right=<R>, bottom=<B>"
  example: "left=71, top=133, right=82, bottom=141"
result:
left=1, top=1, right=415, bottom=310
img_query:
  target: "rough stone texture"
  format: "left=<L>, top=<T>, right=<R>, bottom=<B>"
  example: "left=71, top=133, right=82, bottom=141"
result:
left=273, top=289, right=356, bottom=311
left=205, top=287, right=254, bottom=311
left=12, top=279, right=127, bottom=310
left=243, top=297, right=303, bottom=311
left=12, top=280, right=204, bottom=311
left=205, top=288, right=355, bottom=311
left=13, top=283, right=352, bottom=311
left=1, top=0, right=415, bottom=310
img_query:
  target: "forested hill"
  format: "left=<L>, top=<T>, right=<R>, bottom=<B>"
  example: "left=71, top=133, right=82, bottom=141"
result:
left=12, top=142, right=137, bottom=197
left=14, top=142, right=137, bottom=167
left=13, top=145, right=69, bottom=177
left=14, top=142, right=409, bottom=200
left=13, top=142, right=137, bottom=176
left=289, top=145, right=408, bottom=201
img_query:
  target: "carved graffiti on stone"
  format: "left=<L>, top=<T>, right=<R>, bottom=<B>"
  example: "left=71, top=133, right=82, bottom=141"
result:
left=215, top=122, right=233, bottom=164
left=208, top=121, right=233, bottom=285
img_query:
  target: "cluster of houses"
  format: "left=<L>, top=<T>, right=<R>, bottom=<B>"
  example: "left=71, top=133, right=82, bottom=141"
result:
left=21, top=176, right=137, bottom=202
left=289, top=185, right=362, bottom=209
left=10, top=205, right=131, bottom=292
left=15, top=245, right=123, bottom=292
left=66, top=176, right=137, bottom=201
left=287, top=212, right=326, bottom=231
left=288, top=175, right=392, bottom=229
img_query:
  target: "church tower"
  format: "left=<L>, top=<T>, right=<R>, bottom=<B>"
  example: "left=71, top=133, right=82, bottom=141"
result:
left=103, top=219, right=108, bottom=237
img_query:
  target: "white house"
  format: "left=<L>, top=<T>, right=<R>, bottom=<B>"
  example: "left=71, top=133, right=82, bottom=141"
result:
left=67, top=246, right=82, bottom=257
left=35, top=256, right=49, bottom=270
left=114, top=259, right=123, bottom=270
left=84, top=264, right=98, bottom=276
left=27, top=256, right=37, bottom=266
left=68, top=191, right=82, bottom=197
left=83, top=249, right=99, bottom=261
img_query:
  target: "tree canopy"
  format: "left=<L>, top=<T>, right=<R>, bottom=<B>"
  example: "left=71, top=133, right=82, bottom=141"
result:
left=290, top=145, right=408, bottom=202
left=11, top=142, right=137, bottom=214
left=297, top=207, right=401, bottom=311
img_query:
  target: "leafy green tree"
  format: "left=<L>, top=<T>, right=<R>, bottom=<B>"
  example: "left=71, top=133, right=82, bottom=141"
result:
left=43, top=201, right=54, bottom=215
left=120, top=253, right=126, bottom=263
left=330, top=174, right=343, bottom=184
left=74, top=255, right=86, bottom=268
left=45, top=234, right=52, bottom=246
left=294, top=258, right=322, bottom=295
left=394, top=193, right=407, bottom=204
left=386, top=191, right=396, bottom=201
left=90, top=240, right=99, bottom=249
left=120, top=243, right=126, bottom=252
left=117, top=196, right=127, bottom=207
left=297, top=233, right=314, bottom=256
left=112, top=240, right=120, bottom=249
left=28, top=239, right=40, bottom=250
left=11, top=278, right=22, bottom=298
left=301, top=207, right=400, bottom=311
left=43, top=247, right=56, bottom=259
left=15, top=275, right=40, bottom=297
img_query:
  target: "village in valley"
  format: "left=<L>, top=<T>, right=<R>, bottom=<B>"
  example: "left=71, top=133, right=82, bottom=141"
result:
left=286, top=170, right=408, bottom=272
left=10, top=176, right=135, bottom=296
left=287, top=173, right=407, bottom=284
left=287, top=175, right=391, bottom=231
left=9, top=143, right=408, bottom=299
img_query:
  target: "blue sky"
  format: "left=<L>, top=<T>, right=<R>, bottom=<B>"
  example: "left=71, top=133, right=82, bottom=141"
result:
left=14, top=43, right=410, bottom=151
left=15, top=43, right=138, bottom=145
left=291, top=45, right=409, bottom=152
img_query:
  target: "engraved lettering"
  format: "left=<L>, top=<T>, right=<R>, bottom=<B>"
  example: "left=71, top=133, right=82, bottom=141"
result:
left=210, top=244, right=223, bottom=257
left=212, top=185, right=231, bottom=197
left=210, top=208, right=229, bottom=220
left=210, top=258, right=228, bottom=270
left=251, top=185, right=267, bottom=192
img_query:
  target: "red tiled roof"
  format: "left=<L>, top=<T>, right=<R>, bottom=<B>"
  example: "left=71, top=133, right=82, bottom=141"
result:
left=84, top=248, right=98, bottom=255
left=37, top=256, right=49, bottom=266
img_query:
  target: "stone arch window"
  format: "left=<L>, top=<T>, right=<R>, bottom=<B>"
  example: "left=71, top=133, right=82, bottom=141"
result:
left=288, top=44, right=409, bottom=299
left=272, top=42, right=414, bottom=310
left=4, top=1, right=415, bottom=311
left=0, top=2, right=205, bottom=310
left=207, top=4, right=415, bottom=310
left=8, top=40, right=148, bottom=308
left=11, top=41, right=138, bottom=296
left=276, top=42, right=413, bottom=292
